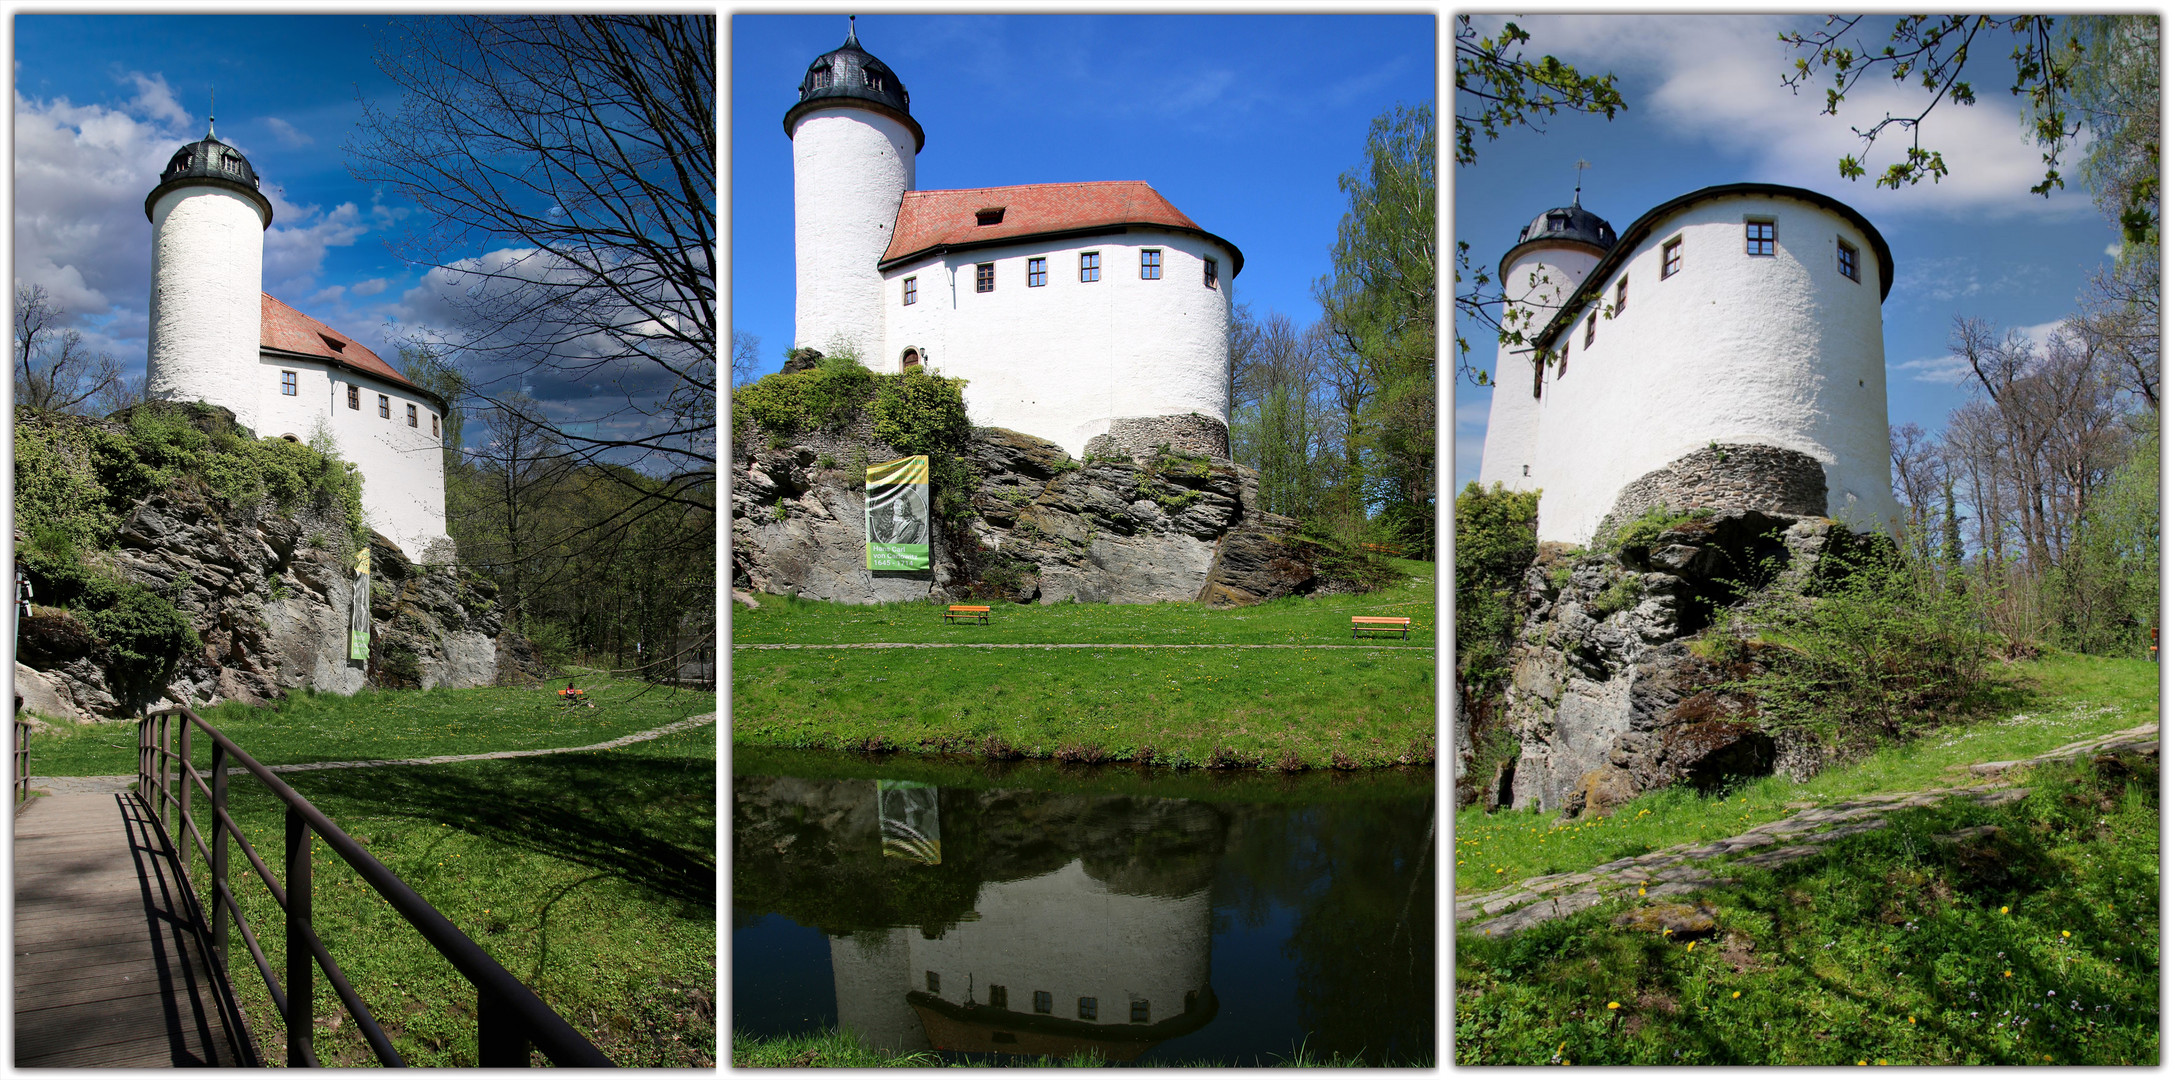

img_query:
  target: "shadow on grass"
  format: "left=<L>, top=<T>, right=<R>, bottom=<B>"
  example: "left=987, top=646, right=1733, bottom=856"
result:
left=281, top=749, right=716, bottom=908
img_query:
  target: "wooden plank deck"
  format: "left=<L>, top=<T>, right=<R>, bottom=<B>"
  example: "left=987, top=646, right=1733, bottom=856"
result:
left=15, top=792, right=255, bottom=1067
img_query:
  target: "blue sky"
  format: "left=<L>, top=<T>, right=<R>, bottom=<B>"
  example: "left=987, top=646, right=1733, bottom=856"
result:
left=1454, top=14, right=2125, bottom=490
left=14, top=15, right=430, bottom=382
left=731, top=12, right=1437, bottom=381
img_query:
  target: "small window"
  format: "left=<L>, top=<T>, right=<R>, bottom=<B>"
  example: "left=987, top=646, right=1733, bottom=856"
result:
left=903, top=276, right=917, bottom=305
left=347, top=385, right=360, bottom=410
left=1141, top=249, right=1162, bottom=280
left=407, top=403, right=418, bottom=427
left=1027, top=257, right=1047, bottom=287
left=1078, top=997, right=1098, bottom=1021
left=431, top=414, right=440, bottom=438
left=975, top=206, right=1005, bottom=226
left=1584, top=312, right=1597, bottom=349
left=926, top=971, right=939, bottom=994
left=1080, top=251, right=1100, bottom=282
left=1661, top=237, right=1683, bottom=279
left=1033, top=991, right=1052, bottom=1015
left=989, top=985, right=1008, bottom=1010
left=1130, top=1000, right=1150, bottom=1024
left=866, top=73, right=883, bottom=94
left=810, top=66, right=832, bottom=90
left=1746, top=220, right=1775, bottom=256
left=1615, top=276, right=1627, bottom=314
left=976, top=263, right=994, bottom=293
left=1838, top=239, right=1860, bottom=282
left=1204, top=257, right=1218, bottom=288
left=378, top=394, right=390, bottom=419
left=280, top=370, right=297, bottom=396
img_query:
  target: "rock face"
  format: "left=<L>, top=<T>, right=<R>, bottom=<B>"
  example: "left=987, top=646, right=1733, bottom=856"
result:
left=732, top=422, right=1362, bottom=607
left=1493, top=510, right=1857, bottom=815
left=17, top=487, right=549, bottom=723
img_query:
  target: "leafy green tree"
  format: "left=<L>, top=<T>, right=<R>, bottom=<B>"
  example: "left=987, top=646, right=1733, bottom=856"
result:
left=2045, top=425, right=2159, bottom=657
left=1453, top=482, right=1539, bottom=694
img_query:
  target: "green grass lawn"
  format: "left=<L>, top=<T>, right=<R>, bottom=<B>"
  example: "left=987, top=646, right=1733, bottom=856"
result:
left=27, top=673, right=712, bottom=777
left=181, top=719, right=714, bottom=1066
left=1454, top=651, right=2157, bottom=890
left=728, top=1028, right=1412, bottom=1067
left=730, top=561, right=1437, bottom=770
left=729, top=558, right=1436, bottom=647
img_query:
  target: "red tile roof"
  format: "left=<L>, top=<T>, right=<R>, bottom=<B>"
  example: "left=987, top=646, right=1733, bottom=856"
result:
left=879, top=181, right=1241, bottom=273
left=259, top=293, right=418, bottom=391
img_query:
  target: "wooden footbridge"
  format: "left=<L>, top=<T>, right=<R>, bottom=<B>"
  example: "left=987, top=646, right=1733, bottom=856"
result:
left=13, top=706, right=617, bottom=1068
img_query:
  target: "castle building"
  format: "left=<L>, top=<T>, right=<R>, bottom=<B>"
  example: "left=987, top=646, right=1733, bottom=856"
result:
left=1477, top=183, right=1905, bottom=545
left=786, top=22, right=1242, bottom=460
left=144, top=125, right=451, bottom=561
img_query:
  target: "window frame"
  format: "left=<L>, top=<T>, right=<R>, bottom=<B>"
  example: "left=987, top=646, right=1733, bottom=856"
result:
left=1130, top=1000, right=1150, bottom=1024
left=1203, top=256, right=1218, bottom=288
left=1745, top=218, right=1776, bottom=257
left=431, top=413, right=440, bottom=438
left=1080, top=251, right=1100, bottom=282
left=347, top=384, right=360, bottom=410
left=1141, top=248, right=1162, bottom=280
left=1078, top=997, right=1098, bottom=1021
left=903, top=276, right=917, bottom=305
left=406, top=403, right=418, bottom=428
left=1584, top=311, right=1597, bottom=349
left=1027, top=257, right=1047, bottom=288
left=1661, top=236, right=1683, bottom=279
left=975, top=262, right=994, bottom=293
left=989, top=985, right=1008, bottom=1010
left=378, top=394, right=390, bottom=419
left=1033, top=991, right=1053, bottom=1015
left=280, top=370, right=298, bottom=396
left=1837, top=238, right=1860, bottom=282
left=1615, top=275, right=1627, bottom=314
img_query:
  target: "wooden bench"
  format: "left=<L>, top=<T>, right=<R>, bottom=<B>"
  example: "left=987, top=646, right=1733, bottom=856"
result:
left=1351, top=616, right=1412, bottom=640
left=944, top=605, right=991, bottom=625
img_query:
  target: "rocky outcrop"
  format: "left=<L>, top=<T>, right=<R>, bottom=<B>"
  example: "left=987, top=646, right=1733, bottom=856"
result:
left=16, top=490, right=549, bottom=724
left=732, top=423, right=1364, bottom=607
left=1493, top=510, right=1860, bottom=815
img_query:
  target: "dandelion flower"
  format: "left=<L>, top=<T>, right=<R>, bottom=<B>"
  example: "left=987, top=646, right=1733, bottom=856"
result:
left=1732, top=991, right=1741, bottom=999
left=2003, top=970, right=2012, bottom=978
left=1607, top=1001, right=1620, bottom=1010
left=2061, top=930, right=2071, bottom=938
left=1858, top=1061, right=1867, bottom=1066
left=1687, top=942, right=1696, bottom=952
left=2000, top=906, right=2009, bottom=914
left=1639, top=888, right=1647, bottom=896
left=1907, top=1016, right=1914, bottom=1024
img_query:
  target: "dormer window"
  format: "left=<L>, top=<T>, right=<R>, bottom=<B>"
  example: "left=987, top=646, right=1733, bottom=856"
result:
left=320, top=333, right=345, bottom=353
left=810, top=66, right=833, bottom=90
left=1548, top=213, right=1569, bottom=232
left=866, top=73, right=884, bottom=94
left=975, top=206, right=1005, bottom=226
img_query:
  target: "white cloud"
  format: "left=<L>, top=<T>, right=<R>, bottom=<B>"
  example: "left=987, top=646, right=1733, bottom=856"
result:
left=266, top=117, right=313, bottom=147
left=1518, top=14, right=2096, bottom=221
left=1891, top=354, right=1969, bottom=384
left=350, top=277, right=390, bottom=297
left=309, top=285, right=345, bottom=306
left=125, top=72, right=189, bottom=129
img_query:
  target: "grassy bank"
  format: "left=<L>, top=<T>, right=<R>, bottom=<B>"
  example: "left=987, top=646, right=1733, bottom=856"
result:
left=1454, top=651, right=2155, bottom=889
left=728, top=1028, right=1410, bottom=1067
left=25, top=672, right=711, bottom=776
left=729, top=563, right=1436, bottom=770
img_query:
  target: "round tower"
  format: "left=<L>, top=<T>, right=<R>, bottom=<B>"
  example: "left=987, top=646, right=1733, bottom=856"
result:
left=785, top=18, right=924, bottom=367
left=144, top=121, right=273, bottom=425
left=1475, top=200, right=1614, bottom=492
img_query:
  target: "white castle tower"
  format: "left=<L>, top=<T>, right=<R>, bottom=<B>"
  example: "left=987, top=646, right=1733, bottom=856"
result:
left=786, top=17, right=923, bottom=366
left=1475, top=197, right=1613, bottom=493
left=144, top=118, right=272, bottom=411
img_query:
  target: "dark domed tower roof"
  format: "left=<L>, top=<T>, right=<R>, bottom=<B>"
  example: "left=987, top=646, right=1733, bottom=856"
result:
left=143, top=128, right=274, bottom=227
left=783, top=17, right=926, bottom=152
left=1497, top=199, right=1614, bottom=282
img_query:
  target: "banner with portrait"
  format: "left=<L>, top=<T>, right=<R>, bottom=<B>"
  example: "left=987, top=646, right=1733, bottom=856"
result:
left=349, top=547, right=371, bottom=661
left=865, top=455, right=931, bottom=571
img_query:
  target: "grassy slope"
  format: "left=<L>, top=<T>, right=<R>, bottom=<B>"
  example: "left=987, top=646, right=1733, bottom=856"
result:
left=1454, top=651, right=2156, bottom=888
left=727, top=1028, right=1407, bottom=1068
left=1454, top=650, right=2160, bottom=1066
left=28, top=674, right=713, bottom=776
left=195, top=721, right=715, bottom=1067
left=729, top=561, right=1436, bottom=769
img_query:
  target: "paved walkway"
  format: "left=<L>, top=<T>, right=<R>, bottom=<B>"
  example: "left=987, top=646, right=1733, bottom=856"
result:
left=734, top=642, right=1426, bottom=650
left=15, top=792, right=251, bottom=1066
left=28, top=712, right=718, bottom=795
left=1455, top=722, right=2160, bottom=939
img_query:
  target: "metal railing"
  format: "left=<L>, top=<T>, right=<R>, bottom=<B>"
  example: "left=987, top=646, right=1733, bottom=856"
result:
left=138, top=705, right=614, bottom=1067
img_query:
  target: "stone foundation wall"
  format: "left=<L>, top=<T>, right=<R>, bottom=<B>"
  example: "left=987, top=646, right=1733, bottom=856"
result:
left=1086, top=414, right=1230, bottom=459
left=1593, top=443, right=1827, bottom=547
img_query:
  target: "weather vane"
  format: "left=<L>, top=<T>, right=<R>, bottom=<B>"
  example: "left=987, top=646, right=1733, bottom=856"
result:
left=1574, top=159, right=1591, bottom=206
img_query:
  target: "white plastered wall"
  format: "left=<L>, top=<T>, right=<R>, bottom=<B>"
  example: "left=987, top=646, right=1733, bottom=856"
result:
left=906, top=860, right=1211, bottom=1025
left=880, top=233, right=1232, bottom=458
left=253, top=357, right=451, bottom=560
left=792, top=107, right=916, bottom=366
left=1529, top=194, right=1902, bottom=545
left=146, top=187, right=264, bottom=409
left=1475, top=244, right=1600, bottom=492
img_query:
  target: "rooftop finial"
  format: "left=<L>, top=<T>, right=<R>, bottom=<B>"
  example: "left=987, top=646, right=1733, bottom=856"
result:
left=207, top=86, right=216, bottom=139
left=844, top=15, right=860, bottom=49
left=1573, top=158, right=1591, bottom=207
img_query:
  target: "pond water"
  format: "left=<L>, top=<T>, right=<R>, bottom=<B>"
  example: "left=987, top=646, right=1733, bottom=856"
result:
left=732, top=750, right=1436, bottom=1066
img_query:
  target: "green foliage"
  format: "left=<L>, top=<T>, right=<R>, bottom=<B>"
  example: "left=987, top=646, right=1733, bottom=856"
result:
left=1725, top=539, right=1992, bottom=742
left=729, top=364, right=877, bottom=435
left=1454, top=17, right=1627, bottom=167
left=2045, top=425, right=2159, bottom=657
left=868, top=369, right=975, bottom=521
left=1454, top=482, right=1540, bottom=692
left=1589, top=574, right=1644, bottom=617
left=1609, top=505, right=1713, bottom=553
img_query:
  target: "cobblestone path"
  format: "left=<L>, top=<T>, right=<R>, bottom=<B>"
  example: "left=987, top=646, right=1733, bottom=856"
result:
left=28, top=712, right=718, bottom=796
left=1455, top=722, right=2159, bottom=940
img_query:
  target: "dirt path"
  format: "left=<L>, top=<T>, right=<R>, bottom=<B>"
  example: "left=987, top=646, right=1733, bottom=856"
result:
left=29, top=712, right=718, bottom=796
left=734, top=642, right=1427, bottom=650
left=1455, top=722, right=2159, bottom=939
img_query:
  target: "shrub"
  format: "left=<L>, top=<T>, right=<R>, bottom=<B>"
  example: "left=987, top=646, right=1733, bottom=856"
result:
left=1454, top=482, right=1540, bottom=692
